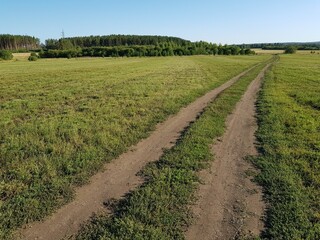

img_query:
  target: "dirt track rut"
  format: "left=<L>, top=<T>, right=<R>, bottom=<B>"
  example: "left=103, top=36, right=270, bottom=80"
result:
left=18, top=65, right=258, bottom=240
left=185, top=64, right=270, bottom=240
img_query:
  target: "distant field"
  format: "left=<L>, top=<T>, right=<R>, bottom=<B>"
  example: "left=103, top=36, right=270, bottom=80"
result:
left=255, top=54, right=320, bottom=238
left=12, top=52, right=31, bottom=59
left=252, top=48, right=284, bottom=54
left=297, top=49, right=320, bottom=54
left=0, top=55, right=269, bottom=237
left=253, top=48, right=320, bottom=55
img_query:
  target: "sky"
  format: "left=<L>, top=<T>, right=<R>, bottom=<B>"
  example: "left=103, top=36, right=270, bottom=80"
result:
left=1, top=0, right=319, bottom=44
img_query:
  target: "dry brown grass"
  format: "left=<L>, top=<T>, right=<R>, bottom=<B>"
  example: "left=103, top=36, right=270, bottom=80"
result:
left=252, top=48, right=320, bottom=55
left=297, top=50, right=320, bottom=54
left=252, top=48, right=284, bottom=54
left=12, top=52, right=31, bottom=59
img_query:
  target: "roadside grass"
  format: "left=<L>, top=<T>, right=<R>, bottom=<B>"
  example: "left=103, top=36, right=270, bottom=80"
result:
left=75, top=58, right=272, bottom=240
left=254, top=54, right=320, bottom=239
left=0, top=55, right=269, bottom=238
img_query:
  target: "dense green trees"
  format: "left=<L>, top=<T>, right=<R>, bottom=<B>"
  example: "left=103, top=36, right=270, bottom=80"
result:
left=0, top=34, right=40, bottom=50
left=243, top=42, right=320, bottom=50
left=40, top=35, right=254, bottom=58
left=64, top=35, right=191, bottom=48
left=0, top=50, right=13, bottom=60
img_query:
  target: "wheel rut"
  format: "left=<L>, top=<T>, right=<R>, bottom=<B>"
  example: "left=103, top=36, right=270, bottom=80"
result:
left=185, top=64, right=271, bottom=240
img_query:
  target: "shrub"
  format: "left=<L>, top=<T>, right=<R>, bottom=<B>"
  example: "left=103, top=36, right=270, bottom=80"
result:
left=284, top=46, right=297, bottom=54
left=0, top=50, right=13, bottom=60
left=28, top=52, right=38, bottom=61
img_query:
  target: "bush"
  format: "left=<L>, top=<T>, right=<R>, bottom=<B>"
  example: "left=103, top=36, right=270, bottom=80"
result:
left=284, top=46, right=297, bottom=54
left=0, top=50, right=13, bottom=60
left=38, top=49, right=81, bottom=58
left=28, top=52, right=38, bottom=61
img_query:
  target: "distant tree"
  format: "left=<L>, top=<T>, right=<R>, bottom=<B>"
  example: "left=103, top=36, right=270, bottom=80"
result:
left=284, top=46, right=297, bottom=54
left=230, top=46, right=241, bottom=55
left=58, top=39, right=74, bottom=50
left=45, top=39, right=59, bottom=49
left=245, top=49, right=255, bottom=55
left=0, top=50, right=13, bottom=60
left=0, top=34, right=40, bottom=50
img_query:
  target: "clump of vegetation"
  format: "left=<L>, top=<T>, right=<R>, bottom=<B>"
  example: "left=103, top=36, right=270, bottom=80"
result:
left=76, top=60, right=273, bottom=240
left=0, top=50, right=13, bottom=60
left=28, top=52, right=38, bottom=61
left=284, top=46, right=297, bottom=54
left=254, top=55, right=320, bottom=239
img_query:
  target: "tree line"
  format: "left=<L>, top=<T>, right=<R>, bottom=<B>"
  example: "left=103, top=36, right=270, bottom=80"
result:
left=242, top=42, right=320, bottom=50
left=0, top=34, right=40, bottom=51
left=45, top=35, right=191, bottom=49
left=0, top=34, right=255, bottom=59
left=40, top=35, right=255, bottom=58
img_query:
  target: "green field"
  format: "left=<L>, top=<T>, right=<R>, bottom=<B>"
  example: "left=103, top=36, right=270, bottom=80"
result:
left=75, top=60, right=272, bottom=240
left=254, top=54, right=320, bottom=238
left=0, top=55, right=269, bottom=237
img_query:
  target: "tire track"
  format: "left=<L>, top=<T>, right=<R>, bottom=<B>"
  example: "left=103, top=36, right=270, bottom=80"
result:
left=185, top=64, right=271, bottom=240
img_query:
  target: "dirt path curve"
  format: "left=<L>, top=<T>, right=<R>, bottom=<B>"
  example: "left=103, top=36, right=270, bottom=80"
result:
left=185, top=64, right=271, bottom=240
left=18, top=66, right=258, bottom=240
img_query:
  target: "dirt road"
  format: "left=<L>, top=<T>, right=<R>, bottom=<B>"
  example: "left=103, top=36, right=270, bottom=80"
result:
left=17, top=66, right=259, bottom=240
left=185, top=64, right=270, bottom=240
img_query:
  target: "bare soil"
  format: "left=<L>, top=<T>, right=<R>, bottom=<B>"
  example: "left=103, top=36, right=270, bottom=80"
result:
left=185, top=64, right=270, bottom=240
left=17, top=66, right=256, bottom=240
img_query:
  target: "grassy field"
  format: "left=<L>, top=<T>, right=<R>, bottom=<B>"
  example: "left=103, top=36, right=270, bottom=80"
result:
left=76, top=58, right=273, bottom=240
left=253, top=48, right=320, bottom=55
left=0, top=55, right=269, bottom=237
left=254, top=54, right=320, bottom=239
left=252, top=48, right=285, bottom=55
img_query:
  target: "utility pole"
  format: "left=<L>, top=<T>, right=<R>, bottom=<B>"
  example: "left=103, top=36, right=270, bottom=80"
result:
left=61, top=29, right=65, bottom=39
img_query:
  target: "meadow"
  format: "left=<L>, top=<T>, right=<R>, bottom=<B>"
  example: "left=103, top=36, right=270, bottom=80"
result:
left=75, top=59, right=273, bottom=239
left=254, top=54, right=320, bottom=239
left=253, top=48, right=320, bottom=55
left=0, top=55, right=268, bottom=237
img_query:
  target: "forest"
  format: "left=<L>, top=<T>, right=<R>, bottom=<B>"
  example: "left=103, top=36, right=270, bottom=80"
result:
left=0, top=34, right=40, bottom=51
left=0, top=34, right=255, bottom=58
left=242, top=41, right=320, bottom=50
left=40, top=35, right=255, bottom=58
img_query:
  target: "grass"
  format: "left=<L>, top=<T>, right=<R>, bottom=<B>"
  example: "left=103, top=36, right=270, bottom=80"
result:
left=0, top=55, right=269, bottom=238
left=75, top=58, right=273, bottom=240
left=252, top=49, right=285, bottom=55
left=253, top=49, right=320, bottom=55
left=254, top=54, right=320, bottom=239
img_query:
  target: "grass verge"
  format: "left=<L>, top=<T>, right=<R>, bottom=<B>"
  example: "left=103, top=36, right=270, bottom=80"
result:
left=253, top=54, right=320, bottom=239
left=76, top=59, right=273, bottom=240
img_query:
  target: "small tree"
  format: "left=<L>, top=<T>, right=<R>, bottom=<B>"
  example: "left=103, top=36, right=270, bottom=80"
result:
left=284, top=46, right=297, bottom=54
left=0, top=50, right=13, bottom=60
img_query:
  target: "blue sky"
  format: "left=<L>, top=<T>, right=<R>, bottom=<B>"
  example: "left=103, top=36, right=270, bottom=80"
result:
left=1, top=0, right=319, bottom=44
